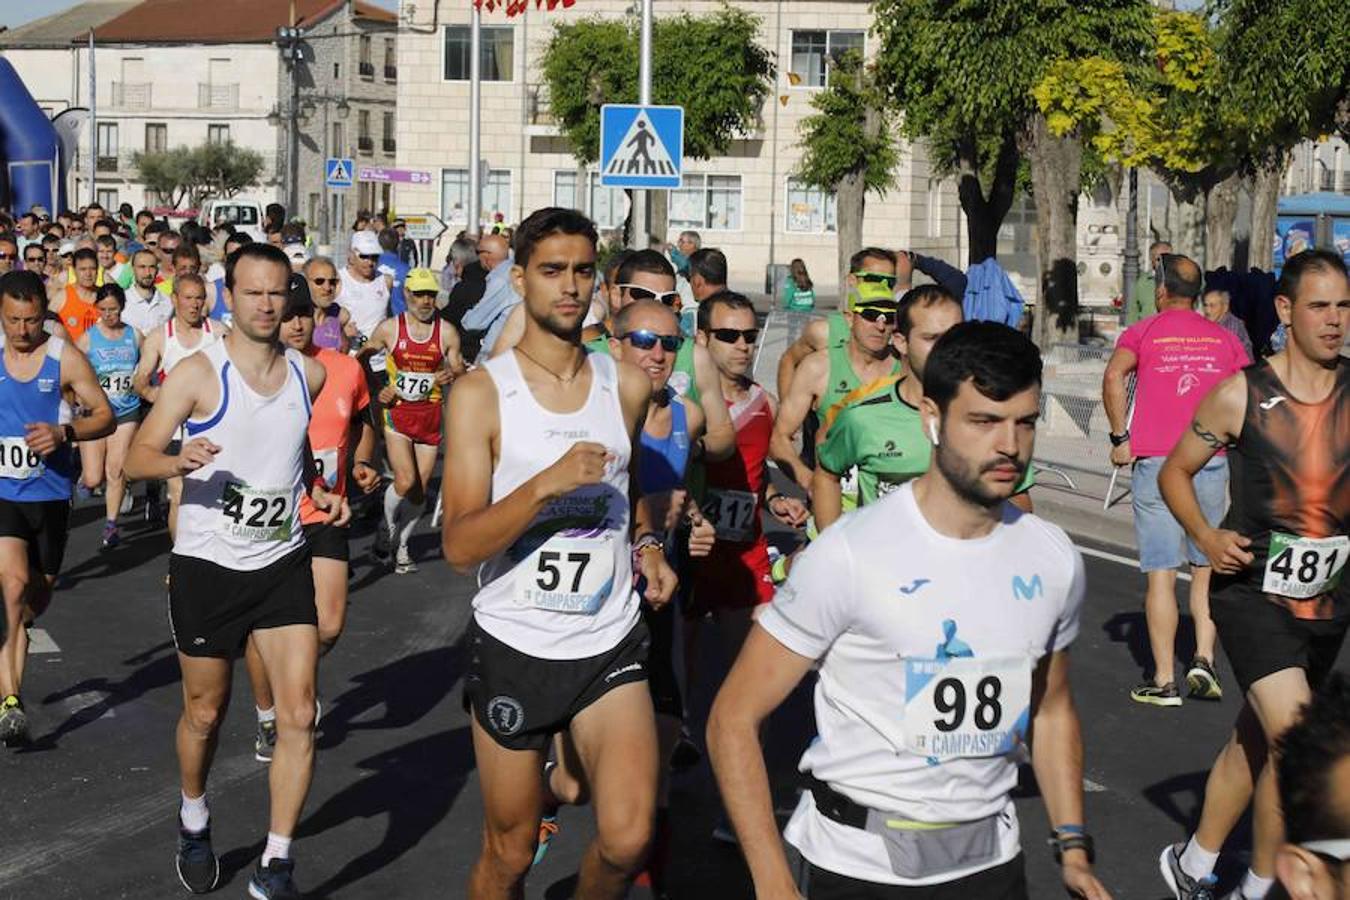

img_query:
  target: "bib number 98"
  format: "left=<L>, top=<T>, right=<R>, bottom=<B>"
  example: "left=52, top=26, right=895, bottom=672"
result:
left=933, top=675, right=1003, bottom=733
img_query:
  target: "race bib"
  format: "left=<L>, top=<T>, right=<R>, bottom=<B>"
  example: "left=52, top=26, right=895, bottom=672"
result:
left=313, top=447, right=340, bottom=490
left=1263, top=532, right=1349, bottom=600
left=395, top=370, right=435, bottom=402
left=100, top=370, right=135, bottom=397
left=904, top=655, right=1032, bottom=761
left=514, top=536, right=615, bottom=614
left=839, top=465, right=860, bottom=497
left=220, top=481, right=295, bottom=542
left=0, top=437, right=43, bottom=480
left=703, top=489, right=757, bottom=542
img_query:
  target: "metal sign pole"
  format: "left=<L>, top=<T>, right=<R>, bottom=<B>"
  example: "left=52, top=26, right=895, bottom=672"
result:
left=629, top=0, right=653, bottom=249
left=87, top=31, right=96, bottom=206
left=468, top=4, right=483, bottom=236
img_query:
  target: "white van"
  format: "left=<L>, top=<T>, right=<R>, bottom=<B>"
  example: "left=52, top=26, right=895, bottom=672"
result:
left=199, top=198, right=266, bottom=242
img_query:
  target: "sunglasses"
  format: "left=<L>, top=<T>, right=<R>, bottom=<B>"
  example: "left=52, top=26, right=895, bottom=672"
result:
left=359, top=253, right=381, bottom=262
left=619, top=283, right=680, bottom=305
left=410, top=290, right=438, bottom=299
left=854, top=306, right=898, bottom=325
left=853, top=271, right=898, bottom=287
left=25, top=256, right=45, bottom=265
left=710, top=327, right=759, bottom=345
left=620, top=330, right=683, bottom=352
left=0, top=252, right=14, bottom=261
left=310, top=277, right=339, bottom=287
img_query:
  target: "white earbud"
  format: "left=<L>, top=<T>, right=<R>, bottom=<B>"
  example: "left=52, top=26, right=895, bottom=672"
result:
left=928, top=421, right=940, bottom=446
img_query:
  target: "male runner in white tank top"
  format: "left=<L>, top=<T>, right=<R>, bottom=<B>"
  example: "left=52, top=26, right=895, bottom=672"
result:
left=441, top=208, right=677, bottom=900
left=126, top=244, right=348, bottom=900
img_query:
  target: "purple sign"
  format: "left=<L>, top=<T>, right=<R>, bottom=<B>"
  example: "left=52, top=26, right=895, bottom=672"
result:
left=358, top=166, right=432, bottom=185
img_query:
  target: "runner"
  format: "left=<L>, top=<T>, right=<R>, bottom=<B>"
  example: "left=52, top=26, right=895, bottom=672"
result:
left=0, top=270, right=114, bottom=746
left=133, top=274, right=222, bottom=541
left=708, top=321, right=1110, bottom=900
left=1156, top=248, right=1350, bottom=900
left=47, top=247, right=101, bottom=342
left=361, top=268, right=463, bottom=573
left=121, top=248, right=174, bottom=336
left=124, top=243, right=348, bottom=898
left=76, top=283, right=142, bottom=549
left=812, top=285, right=1035, bottom=530
left=246, top=278, right=379, bottom=764
left=339, top=230, right=392, bottom=356
left=440, top=207, right=676, bottom=900
left=303, top=256, right=356, bottom=352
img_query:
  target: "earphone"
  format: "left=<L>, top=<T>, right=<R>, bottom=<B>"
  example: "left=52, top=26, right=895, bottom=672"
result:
left=928, top=421, right=940, bottom=445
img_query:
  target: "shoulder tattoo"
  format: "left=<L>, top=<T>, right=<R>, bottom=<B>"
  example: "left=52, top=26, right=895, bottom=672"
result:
left=1191, top=419, right=1230, bottom=450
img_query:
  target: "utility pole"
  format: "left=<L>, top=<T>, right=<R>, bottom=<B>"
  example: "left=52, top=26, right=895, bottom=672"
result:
left=468, top=3, right=482, bottom=235
left=628, top=0, right=653, bottom=249
left=87, top=31, right=96, bottom=206
left=276, top=7, right=303, bottom=221
left=1121, top=167, right=1140, bottom=325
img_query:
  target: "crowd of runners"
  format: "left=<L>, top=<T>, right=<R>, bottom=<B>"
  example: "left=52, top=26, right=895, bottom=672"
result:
left=0, top=200, right=1345, bottom=900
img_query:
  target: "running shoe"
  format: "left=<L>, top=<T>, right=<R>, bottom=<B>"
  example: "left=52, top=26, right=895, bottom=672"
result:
left=1185, top=658, right=1223, bottom=701
left=532, top=813, right=559, bottom=868
left=371, top=525, right=392, bottom=564
left=248, top=857, right=300, bottom=900
left=394, top=546, right=418, bottom=575
left=0, top=695, right=29, bottom=746
left=1131, top=681, right=1182, bottom=707
left=175, top=824, right=220, bottom=894
left=1159, top=843, right=1219, bottom=900
left=767, top=547, right=789, bottom=585
left=255, top=718, right=278, bottom=763
left=101, top=520, right=121, bottom=551
left=120, top=489, right=134, bottom=515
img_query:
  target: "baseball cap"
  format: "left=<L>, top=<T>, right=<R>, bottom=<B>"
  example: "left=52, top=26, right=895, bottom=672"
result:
left=405, top=268, right=439, bottom=293
left=847, top=279, right=896, bottom=310
left=350, top=230, right=381, bottom=256
left=59, top=241, right=76, bottom=256
left=284, top=271, right=315, bottom=319
left=284, top=242, right=309, bottom=265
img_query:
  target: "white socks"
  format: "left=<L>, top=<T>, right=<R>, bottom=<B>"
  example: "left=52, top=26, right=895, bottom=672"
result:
left=1239, top=870, right=1273, bottom=899
left=382, top=483, right=402, bottom=538
left=382, top=484, right=421, bottom=552
left=256, top=706, right=276, bottom=724
left=180, top=791, right=209, bottom=833
left=262, top=832, right=291, bottom=867
left=1179, top=836, right=1219, bottom=880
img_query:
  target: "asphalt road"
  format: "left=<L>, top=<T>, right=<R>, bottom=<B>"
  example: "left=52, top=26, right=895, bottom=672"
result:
left=1, top=491, right=1338, bottom=900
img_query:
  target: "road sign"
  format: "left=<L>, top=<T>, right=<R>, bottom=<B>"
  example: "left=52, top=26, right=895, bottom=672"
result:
left=358, top=166, right=433, bottom=185
left=325, top=157, right=355, bottom=190
left=599, top=104, right=683, bottom=189
left=400, top=213, right=448, bottom=242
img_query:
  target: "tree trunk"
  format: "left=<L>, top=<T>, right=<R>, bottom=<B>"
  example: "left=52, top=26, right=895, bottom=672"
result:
left=956, top=135, right=1018, bottom=266
left=1167, top=184, right=1207, bottom=264
left=1249, top=153, right=1285, bottom=272
left=835, top=170, right=866, bottom=309
left=1024, top=114, right=1083, bottom=349
left=1204, top=170, right=1242, bottom=271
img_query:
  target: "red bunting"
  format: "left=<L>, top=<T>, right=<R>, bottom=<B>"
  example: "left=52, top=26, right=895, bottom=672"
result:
left=472, top=0, right=576, bottom=15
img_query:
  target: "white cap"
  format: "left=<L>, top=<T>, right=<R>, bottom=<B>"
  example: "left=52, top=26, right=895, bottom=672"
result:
left=59, top=241, right=76, bottom=255
left=284, top=242, right=309, bottom=264
left=350, top=230, right=381, bottom=256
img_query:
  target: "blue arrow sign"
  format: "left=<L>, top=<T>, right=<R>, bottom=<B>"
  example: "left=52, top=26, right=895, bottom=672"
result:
left=600, top=105, right=683, bottom=189
left=325, top=157, right=355, bottom=190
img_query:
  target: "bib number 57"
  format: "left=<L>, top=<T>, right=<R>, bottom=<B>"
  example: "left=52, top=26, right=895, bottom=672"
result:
left=535, top=551, right=591, bottom=593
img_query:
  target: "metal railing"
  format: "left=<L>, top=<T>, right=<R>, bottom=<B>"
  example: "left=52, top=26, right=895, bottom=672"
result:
left=198, top=83, right=239, bottom=110
left=110, top=81, right=152, bottom=109
left=526, top=83, right=555, bottom=126
left=382, top=137, right=396, bottom=153
left=384, top=64, right=397, bottom=81
left=359, top=61, right=375, bottom=78
left=357, top=135, right=373, bottom=153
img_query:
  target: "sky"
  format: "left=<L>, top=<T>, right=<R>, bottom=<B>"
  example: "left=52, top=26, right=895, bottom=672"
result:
left=0, top=0, right=399, bottom=30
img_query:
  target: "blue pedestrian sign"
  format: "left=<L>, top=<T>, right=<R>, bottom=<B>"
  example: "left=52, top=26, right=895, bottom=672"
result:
left=599, top=105, right=683, bottom=189
left=325, top=157, right=355, bottom=190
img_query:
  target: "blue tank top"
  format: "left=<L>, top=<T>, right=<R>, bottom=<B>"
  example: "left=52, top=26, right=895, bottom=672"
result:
left=86, top=323, right=141, bottom=418
left=0, top=337, right=76, bottom=502
left=209, top=278, right=232, bottom=326
left=638, top=388, right=690, bottom=495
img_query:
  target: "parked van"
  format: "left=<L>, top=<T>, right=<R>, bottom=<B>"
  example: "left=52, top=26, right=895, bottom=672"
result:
left=199, top=198, right=266, bottom=242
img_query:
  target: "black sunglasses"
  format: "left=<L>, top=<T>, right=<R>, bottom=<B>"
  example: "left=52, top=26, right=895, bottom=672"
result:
left=24, top=255, right=45, bottom=264
left=619, top=330, right=683, bottom=352
left=359, top=253, right=381, bottom=262
left=310, top=277, right=339, bottom=287
left=854, top=306, right=898, bottom=324
left=710, top=327, right=759, bottom=345
left=0, top=252, right=14, bottom=261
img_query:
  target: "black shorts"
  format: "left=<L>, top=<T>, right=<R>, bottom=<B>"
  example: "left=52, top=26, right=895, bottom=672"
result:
left=303, top=522, right=349, bottom=562
left=1211, top=577, right=1349, bottom=695
left=168, top=547, right=317, bottom=658
left=793, top=853, right=1027, bottom=899
left=0, top=498, right=71, bottom=576
left=642, top=602, right=683, bottom=719
left=463, top=617, right=650, bottom=751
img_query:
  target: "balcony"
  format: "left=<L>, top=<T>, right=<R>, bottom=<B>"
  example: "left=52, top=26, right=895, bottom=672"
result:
left=110, top=82, right=152, bottom=110
left=96, top=155, right=121, bottom=173
left=384, top=64, right=397, bottom=81
left=198, top=83, right=239, bottom=110
left=382, top=137, right=396, bottom=153
left=358, top=135, right=373, bottom=154
left=359, top=61, right=375, bottom=78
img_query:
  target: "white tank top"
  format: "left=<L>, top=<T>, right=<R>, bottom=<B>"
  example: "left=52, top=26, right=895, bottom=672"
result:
left=174, top=341, right=312, bottom=571
left=339, top=267, right=391, bottom=367
left=161, top=317, right=220, bottom=378
left=472, top=350, right=638, bottom=660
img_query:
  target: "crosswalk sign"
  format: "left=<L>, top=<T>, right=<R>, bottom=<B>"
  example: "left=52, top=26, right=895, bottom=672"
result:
left=325, top=157, right=355, bottom=190
left=599, top=105, right=683, bottom=189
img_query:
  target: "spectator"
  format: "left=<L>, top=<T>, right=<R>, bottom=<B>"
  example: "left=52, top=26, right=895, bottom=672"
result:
left=780, top=258, right=816, bottom=311
left=1126, top=240, right=1172, bottom=324
left=439, top=235, right=480, bottom=311
left=377, top=227, right=410, bottom=316
left=672, top=229, right=701, bottom=276
left=896, top=248, right=968, bottom=299
left=393, top=218, right=420, bottom=267
left=1202, top=287, right=1255, bottom=359
left=263, top=202, right=286, bottom=232
left=458, top=232, right=516, bottom=363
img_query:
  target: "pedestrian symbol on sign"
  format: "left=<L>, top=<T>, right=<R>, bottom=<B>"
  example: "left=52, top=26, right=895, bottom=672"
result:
left=606, top=112, right=676, bottom=178
left=599, top=104, right=683, bottom=189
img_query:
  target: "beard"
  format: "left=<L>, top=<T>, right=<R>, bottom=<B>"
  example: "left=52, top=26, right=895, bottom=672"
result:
left=933, top=442, right=1025, bottom=509
left=538, top=308, right=584, bottom=342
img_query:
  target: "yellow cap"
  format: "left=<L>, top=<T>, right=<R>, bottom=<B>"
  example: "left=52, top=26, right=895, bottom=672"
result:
left=848, top=279, right=896, bottom=309
left=405, top=268, right=439, bottom=293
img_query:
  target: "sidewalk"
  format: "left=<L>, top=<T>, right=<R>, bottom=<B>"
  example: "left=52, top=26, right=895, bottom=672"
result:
left=1030, top=461, right=1138, bottom=553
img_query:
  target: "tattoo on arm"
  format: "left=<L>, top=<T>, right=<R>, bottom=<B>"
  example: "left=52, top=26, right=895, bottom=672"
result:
left=1191, top=419, right=1229, bottom=449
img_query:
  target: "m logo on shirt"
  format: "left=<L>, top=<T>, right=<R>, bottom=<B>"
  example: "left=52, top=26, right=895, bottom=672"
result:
left=1012, top=574, right=1043, bottom=602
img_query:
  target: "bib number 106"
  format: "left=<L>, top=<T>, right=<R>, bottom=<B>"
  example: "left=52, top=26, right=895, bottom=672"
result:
left=933, top=675, right=1003, bottom=732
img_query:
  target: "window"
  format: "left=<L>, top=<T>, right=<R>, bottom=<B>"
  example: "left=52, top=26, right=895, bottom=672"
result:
left=443, top=25, right=514, bottom=81
left=207, top=124, right=229, bottom=145
left=358, top=110, right=372, bottom=152
left=441, top=168, right=512, bottom=225
left=333, top=62, right=340, bottom=80
left=785, top=178, right=836, bottom=233
left=360, top=34, right=371, bottom=64
left=384, top=38, right=397, bottom=79
left=96, top=189, right=118, bottom=210
left=554, top=171, right=628, bottom=229
left=145, top=122, right=168, bottom=153
left=670, top=174, right=742, bottom=231
left=360, top=35, right=374, bottom=77
left=790, top=30, right=865, bottom=88
left=382, top=112, right=395, bottom=153
left=926, top=178, right=943, bottom=238
left=96, top=122, right=118, bottom=171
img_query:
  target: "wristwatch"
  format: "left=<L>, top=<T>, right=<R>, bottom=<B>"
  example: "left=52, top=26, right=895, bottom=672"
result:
left=1108, top=430, right=1130, bottom=447
left=1048, top=830, right=1096, bottom=864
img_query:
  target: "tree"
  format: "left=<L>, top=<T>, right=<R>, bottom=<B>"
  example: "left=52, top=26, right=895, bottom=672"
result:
left=540, top=7, right=774, bottom=240
left=134, top=141, right=265, bottom=210
left=795, top=51, right=897, bottom=301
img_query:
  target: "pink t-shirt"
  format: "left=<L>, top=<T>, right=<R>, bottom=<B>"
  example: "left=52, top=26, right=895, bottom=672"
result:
left=1117, top=309, right=1251, bottom=457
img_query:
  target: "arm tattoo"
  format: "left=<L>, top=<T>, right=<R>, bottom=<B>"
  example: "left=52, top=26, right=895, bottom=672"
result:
left=1191, top=419, right=1229, bottom=449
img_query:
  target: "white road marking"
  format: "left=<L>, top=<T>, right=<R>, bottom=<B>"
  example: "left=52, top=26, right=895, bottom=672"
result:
left=62, top=690, right=115, bottom=720
left=27, top=628, right=61, bottom=654
left=1083, top=777, right=1108, bottom=793
left=1075, top=544, right=1191, bottom=582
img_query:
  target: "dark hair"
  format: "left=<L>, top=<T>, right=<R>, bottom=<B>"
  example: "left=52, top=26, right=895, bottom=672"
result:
left=697, top=289, right=755, bottom=332
left=377, top=227, right=399, bottom=252
left=1160, top=253, right=1201, bottom=300
left=94, top=234, right=117, bottom=250
left=0, top=270, right=47, bottom=308
left=72, top=248, right=98, bottom=266
left=265, top=203, right=286, bottom=223
left=225, top=242, right=291, bottom=290
left=93, top=218, right=117, bottom=233
left=1278, top=672, right=1350, bottom=843
left=512, top=207, right=597, bottom=268
left=850, top=246, right=897, bottom=271
left=789, top=258, right=812, bottom=291
left=1277, top=248, right=1348, bottom=304
left=224, top=233, right=252, bottom=251
left=96, top=282, right=127, bottom=308
left=688, top=248, right=727, bottom=287
left=171, top=243, right=201, bottom=265
left=617, top=249, right=674, bottom=285
left=0, top=233, right=16, bottom=249
left=604, top=250, right=632, bottom=284
left=897, top=284, right=962, bottom=337
left=923, top=321, right=1043, bottom=413
left=135, top=209, right=154, bottom=222
left=143, top=221, right=169, bottom=238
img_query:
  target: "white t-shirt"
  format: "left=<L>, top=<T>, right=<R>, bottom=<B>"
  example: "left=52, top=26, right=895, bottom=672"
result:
left=758, top=481, right=1084, bottom=886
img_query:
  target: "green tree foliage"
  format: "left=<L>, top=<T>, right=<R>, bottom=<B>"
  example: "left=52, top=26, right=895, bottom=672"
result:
left=134, top=141, right=265, bottom=210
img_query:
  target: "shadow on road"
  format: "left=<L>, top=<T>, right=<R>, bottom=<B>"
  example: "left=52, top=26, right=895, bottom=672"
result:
left=1103, top=610, right=1199, bottom=679
left=27, top=643, right=181, bottom=751
left=58, top=528, right=172, bottom=589
left=316, top=642, right=463, bottom=752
